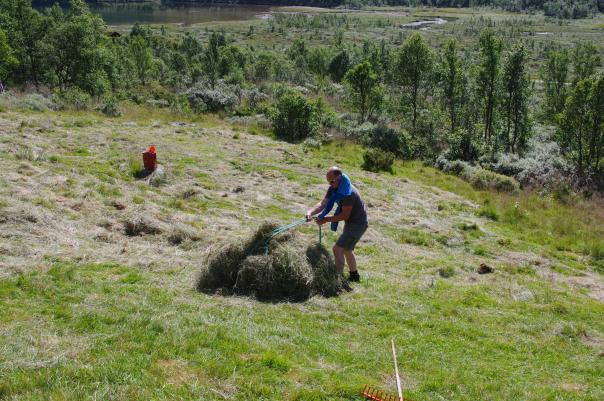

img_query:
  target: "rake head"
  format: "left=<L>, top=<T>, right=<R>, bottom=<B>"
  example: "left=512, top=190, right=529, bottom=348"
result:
left=361, top=385, right=402, bottom=401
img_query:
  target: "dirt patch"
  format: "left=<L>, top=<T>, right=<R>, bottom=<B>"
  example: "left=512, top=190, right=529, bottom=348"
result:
left=157, top=359, right=197, bottom=386
left=478, top=263, right=494, bottom=274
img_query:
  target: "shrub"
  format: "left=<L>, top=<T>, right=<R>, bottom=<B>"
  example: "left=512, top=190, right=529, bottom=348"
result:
left=481, top=130, right=573, bottom=190
left=362, top=148, right=394, bottom=173
left=302, top=137, right=323, bottom=151
left=438, top=266, right=456, bottom=278
left=187, top=84, right=240, bottom=113
left=97, top=97, right=122, bottom=117
left=270, top=91, right=319, bottom=142
left=245, top=87, right=269, bottom=109
left=56, top=88, right=90, bottom=111
left=442, top=159, right=471, bottom=176
left=362, top=125, right=410, bottom=159
left=446, top=129, right=481, bottom=161
left=409, top=110, right=445, bottom=160
left=128, top=157, right=144, bottom=178
left=342, top=121, right=375, bottom=141
left=465, top=168, right=520, bottom=192
left=436, top=156, right=520, bottom=192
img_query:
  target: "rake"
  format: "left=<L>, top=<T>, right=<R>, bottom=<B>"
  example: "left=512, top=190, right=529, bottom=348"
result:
left=249, top=216, right=323, bottom=255
left=361, top=339, right=407, bottom=401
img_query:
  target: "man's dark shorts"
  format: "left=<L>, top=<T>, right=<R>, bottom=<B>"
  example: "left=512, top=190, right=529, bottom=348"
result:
left=336, top=223, right=368, bottom=251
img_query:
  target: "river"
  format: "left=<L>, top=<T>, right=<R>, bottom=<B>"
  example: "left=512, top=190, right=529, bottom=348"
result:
left=35, top=3, right=273, bottom=25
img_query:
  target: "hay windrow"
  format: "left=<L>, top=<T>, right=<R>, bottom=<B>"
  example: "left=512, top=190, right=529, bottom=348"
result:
left=123, top=217, right=162, bottom=236
left=196, top=222, right=343, bottom=302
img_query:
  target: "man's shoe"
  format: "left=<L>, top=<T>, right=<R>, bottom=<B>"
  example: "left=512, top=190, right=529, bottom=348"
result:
left=348, top=271, right=360, bottom=282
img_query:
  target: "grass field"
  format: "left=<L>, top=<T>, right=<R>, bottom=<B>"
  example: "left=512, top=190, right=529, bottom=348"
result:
left=0, top=102, right=602, bottom=400
left=1, top=4, right=604, bottom=401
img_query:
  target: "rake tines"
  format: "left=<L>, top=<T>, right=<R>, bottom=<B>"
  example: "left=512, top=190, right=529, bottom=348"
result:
left=361, top=339, right=406, bottom=401
left=361, top=384, right=399, bottom=401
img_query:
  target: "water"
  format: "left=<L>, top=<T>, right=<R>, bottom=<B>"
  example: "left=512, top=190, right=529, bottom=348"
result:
left=37, top=3, right=272, bottom=26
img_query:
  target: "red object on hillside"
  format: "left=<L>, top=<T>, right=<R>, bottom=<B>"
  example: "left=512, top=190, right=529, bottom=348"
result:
left=143, top=145, right=157, bottom=171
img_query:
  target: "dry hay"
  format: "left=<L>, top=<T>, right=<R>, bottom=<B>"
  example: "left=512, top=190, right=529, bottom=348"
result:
left=123, top=216, right=162, bottom=236
left=196, top=222, right=344, bottom=302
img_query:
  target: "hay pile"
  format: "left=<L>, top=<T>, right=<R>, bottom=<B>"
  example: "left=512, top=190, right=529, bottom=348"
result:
left=196, top=222, right=344, bottom=302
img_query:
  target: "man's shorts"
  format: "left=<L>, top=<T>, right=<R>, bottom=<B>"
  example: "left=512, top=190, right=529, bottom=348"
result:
left=336, top=223, right=368, bottom=251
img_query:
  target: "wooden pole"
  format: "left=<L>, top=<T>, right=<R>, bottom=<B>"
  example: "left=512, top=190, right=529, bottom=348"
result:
left=391, top=339, right=404, bottom=401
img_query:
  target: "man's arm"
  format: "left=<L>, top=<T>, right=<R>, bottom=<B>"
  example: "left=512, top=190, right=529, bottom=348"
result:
left=317, top=205, right=352, bottom=224
left=305, top=197, right=329, bottom=220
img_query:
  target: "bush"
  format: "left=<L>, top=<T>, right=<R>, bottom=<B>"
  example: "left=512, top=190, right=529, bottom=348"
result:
left=481, top=129, right=573, bottom=190
left=270, top=91, right=319, bottom=142
left=409, top=110, right=445, bottom=160
left=302, top=137, right=323, bottom=151
left=187, top=84, right=240, bottom=113
left=477, top=204, right=499, bottom=221
left=245, top=87, right=269, bottom=109
left=362, top=125, right=410, bottom=159
left=0, top=92, right=59, bottom=112
left=362, top=148, right=394, bottom=173
left=464, top=168, right=520, bottom=192
left=97, top=97, right=122, bottom=117
left=436, top=156, right=520, bottom=192
left=445, top=129, right=481, bottom=161
left=56, top=88, right=90, bottom=111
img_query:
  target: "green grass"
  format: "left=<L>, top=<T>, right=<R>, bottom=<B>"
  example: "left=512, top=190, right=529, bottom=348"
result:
left=1, top=261, right=602, bottom=401
left=398, top=228, right=436, bottom=247
left=0, top=121, right=602, bottom=400
left=1, top=7, right=604, bottom=398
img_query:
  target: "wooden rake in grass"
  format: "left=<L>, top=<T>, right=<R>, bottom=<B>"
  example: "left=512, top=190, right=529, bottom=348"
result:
left=361, top=339, right=408, bottom=401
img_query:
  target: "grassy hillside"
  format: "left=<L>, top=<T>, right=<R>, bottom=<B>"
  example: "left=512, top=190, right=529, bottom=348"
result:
left=0, top=103, right=602, bottom=400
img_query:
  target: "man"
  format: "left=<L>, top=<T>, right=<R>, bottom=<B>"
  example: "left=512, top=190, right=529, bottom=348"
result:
left=305, top=167, right=368, bottom=283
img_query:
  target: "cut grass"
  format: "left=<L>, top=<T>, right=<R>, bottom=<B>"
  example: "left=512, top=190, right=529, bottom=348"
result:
left=0, top=35, right=603, bottom=401
left=1, top=260, right=603, bottom=401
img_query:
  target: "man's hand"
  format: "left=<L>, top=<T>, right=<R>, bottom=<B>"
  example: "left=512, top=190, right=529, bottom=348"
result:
left=305, top=211, right=313, bottom=221
left=315, top=217, right=329, bottom=225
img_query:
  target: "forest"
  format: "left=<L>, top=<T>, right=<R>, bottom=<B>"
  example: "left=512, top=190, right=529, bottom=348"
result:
left=30, top=0, right=604, bottom=20
left=1, top=0, right=603, bottom=192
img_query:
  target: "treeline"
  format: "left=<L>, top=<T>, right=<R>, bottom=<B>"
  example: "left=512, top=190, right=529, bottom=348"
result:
left=31, top=0, right=604, bottom=19
left=1, top=0, right=603, bottom=190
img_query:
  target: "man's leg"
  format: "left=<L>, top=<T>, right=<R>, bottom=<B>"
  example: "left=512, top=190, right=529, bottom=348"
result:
left=332, top=244, right=345, bottom=275
left=344, top=250, right=360, bottom=282
left=343, top=250, right=357, bottom=273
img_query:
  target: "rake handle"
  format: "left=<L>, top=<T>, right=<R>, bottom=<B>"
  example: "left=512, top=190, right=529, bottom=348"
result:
left=391, top=339, right=404, bottom=401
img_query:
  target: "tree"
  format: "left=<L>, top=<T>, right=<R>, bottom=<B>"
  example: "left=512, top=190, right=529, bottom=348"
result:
left=572, top=42, right=600, bottom=83
left=343, top=61, right=383, bottom=124
left=476, top=28, right=503, bottom=146
left=218, top=45, right=246, bottom=78
left=270, top=91, right=319, bottom=142
left=0, top=29, right=17, bottom=89
left=129, top=35, right=154, bottom=84
left=49, top=0, right=109, bottom=94
left=179, top=33, right=202, bottom=61
left=254, top=52, right=274, bottom=82
left=328, top=50, right=350, bottom=83
left=307, top=47, right=330, bottom=79
left=394, top=32, right=434, bottom=128
left=439, top=39, right=467, bottom=135
left=541, top=49, right=570, bottom=119
left=558, top=75, right=604, bottom=177
left=587, top=75, right=604, bottom=172
left=203, top=31, right=226, bottom=89
left=287, top=38, right=308, bottom=71
left=0, top=0, right=48, bottom=85
left=501, top=44, right=531, bottom=154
